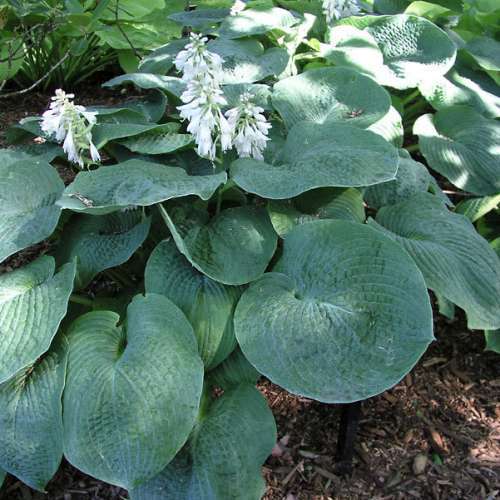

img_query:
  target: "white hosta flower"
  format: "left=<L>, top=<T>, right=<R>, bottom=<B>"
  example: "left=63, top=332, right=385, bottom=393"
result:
left=178, top=75, right=232, bottom=160
left=230, top=0, right=246, bottom=15
left=41, top=89, right=100, bottom=168
left=322, top=0, right=360, bottom=23
left=175, top=33, right=224, bottom=82
left=225, top=92, right=271, bottom=161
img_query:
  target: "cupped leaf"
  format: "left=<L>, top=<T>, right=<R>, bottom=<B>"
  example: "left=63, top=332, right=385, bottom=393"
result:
left=59, top=160, right=227, bottom=215
left=208, top=38, right=289, bottom=84
left=370, top=193, right=500, bottom=330
left=118, top=124, right=193, bottom=154
left=465, top=36, right=500, bottom=73
left=364, top=149, right=439, bottom=209
left=367, top=106, right=404, bottom=147
left=268, top=187, right=365, bottom=237
left=363, top=14, right=456, bottom=89
left=414, top=105, right=500, bottom=195
left=218, top=7, right=299, bottom=38
left=419, top=66, right=500, bottom=118
left=0, top=336, right=67, bottom=491
left=231, top=122, right=399, bottom=199
left=272, top=66, right=391, bottom=129
left=235, top=220, right=434, bottom=403
left=0, top=160, right=64, bottom=263
left=0, top=257, right=75, bottom=384
left=145, top=240, right=241, bottom=370
left=160, top=205, right=277, bottom=286
left=55, top=210, right=151, bottom=289
left=103, top=74, right=186, bottom=100
left=63, top=294, right=204, bottom=489
left=455, top=194, right=500, bottom=223
left=92, top=123, right=172, bottom=149
left=130, top=385, right=277, bottom=500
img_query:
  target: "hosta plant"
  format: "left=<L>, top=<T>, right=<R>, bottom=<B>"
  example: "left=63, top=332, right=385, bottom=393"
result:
left=1, top=0, right=499, bottom=497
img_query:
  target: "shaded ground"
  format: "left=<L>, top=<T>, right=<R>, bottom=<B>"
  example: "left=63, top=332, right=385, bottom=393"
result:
left=0, top=92, right=499, bottom=500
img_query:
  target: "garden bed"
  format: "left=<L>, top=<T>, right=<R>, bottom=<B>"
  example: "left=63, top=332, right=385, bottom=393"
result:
left=0, top=91, right=498, bottom=500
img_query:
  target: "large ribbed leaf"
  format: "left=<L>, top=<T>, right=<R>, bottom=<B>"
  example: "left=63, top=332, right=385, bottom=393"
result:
left=268, top=187, right=365, bottom=237
left=362, top=15, right=456, bottom=89
left=103, top=74, right=186, bottom=99
left=367, top=106, right=404, bottom=147
left=455, top=194, right=500, bottom=223
left=218, top=7, right=298, bottom=38
left=231, top=122, right=398, bottom=199
left=145, top=240, right=241, bottom=370
left=92, top=123, right=173, bottom=149
left=160, top=205, right=277, bottom=286
left=0, top=336, right=67, bottom=491
left=139, top=39, right=187, bottom=74
left=130, top=385, right=276, bottom=500
left=208, top=38, right=289, bottom=84
left=208, top=348, right=261, bottom=391
left=364, top=150, right=438, bottom=209
left=0, top=257, right=75, bottom=384
left=370, top=193, right=500, bottom=330
left=59, top=160, right=226, bottom=215
left=63, top=294, right=204, bottom=489
left=485, top=330, right=500, bottom=353
left=414, top=106, right=500, bottom=195
left=272, top=67, right=391, bottom=130
left=0, top=159, right=63, bottom=263
left=419, top=66, right=500, bottom=118
left=235, top=220, right=433, bottom=403
left=118, top=124, right=193, bottom=154
left=465, top=36, right=500, bottom=73
left=55, top=211, right=151, bottom=289
left=0, top=468, right=5, bottom=487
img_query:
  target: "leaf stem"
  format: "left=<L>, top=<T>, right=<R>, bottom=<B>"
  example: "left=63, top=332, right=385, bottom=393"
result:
left=70, top=294, right=93, bottom=307
left=401, top=89, right=420, bottom=106
left=405, top=144, right=420, bottom=153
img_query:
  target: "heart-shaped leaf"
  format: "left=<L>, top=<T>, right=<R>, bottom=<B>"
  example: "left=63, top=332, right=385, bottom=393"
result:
left=0, top=336, right=67, bottom=491
left=103, top=74, right=186, bottom=100
left=0, top=257, right=75, bottom=384
left=55, top=210, right=151, bottom=289
left=272, top=66, right=391, bottom=130
left=414, top=105, right=500, bottom=195
left=130, top=385, right=276, bottom=500
left=59, top=160, right=227, bottom=215
left=160, top=205, right=277, bottom=286
left=235, top=220, right=433, bottom=403
left=145, top=240, right=241, bottom=369
left=63, top=294, right=204, bottom=489
left=1, top=159, right=64, bottom=263
left=370, top=193, right=500, bottom=330
left=231, top=122, right=399, bottom=199
left=207, top=348, right=261, bottom=390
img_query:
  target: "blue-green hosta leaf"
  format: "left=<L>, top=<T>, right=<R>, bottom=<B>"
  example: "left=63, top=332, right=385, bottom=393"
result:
left=223, top=83, right=272, bottom=109
left=414, top=106, right=500, bottom=195
left=485, top=330, right=500, bottom=353
left=0, top=145, right=61, bottom=166
left=145, top=240, right=241, bottom=370
left=370, top=193, right=500, bottom=330
left=419, top=66, right=500, bottom=118
left=231, top=122, right=399, bottom=199
left=139, top=39, right=187, bottom=75
left=373, top=0, right=411, bottom=14
left=207, top=348, right=261, bottom=390
left=272, top=66, right=391, bottom=130
left=465, top=36, right=500, bottom=73
left=0, top=336, right=67, bottom=491
left=59, top=160, right=227, bottom=214
left=455, top=194, right=500, bottom=223
left=169, top=8, right=230, bottom=26
left=63, top=294, right=204, bottom=489
left=208, top=38, right=289, bottom=84
left=118, top=124, right=193, bottom=155
left=367, top=106, right=404, bottom=147
left=364, top=150, right=440, bottom=209
left=160, top=205, right=277, bottom=286
left=92, top=123, right=174, bottom=149
left=218, top=7, right=299, bottom=38
left=235, top=220, right=434, bottom=403
left=355, top=15, right=456, bottom=89
left=0, top=256, right=75, bottom=383
left=0, top=160, right=64, bottom=263
left=0, top=468, right=5, bottom=487
left=321, top=26, right=385, bottom=80
left=103, top=74, right=186, bottom=100
left=55, top=211, right=151, bottom=289
left=268, top=187, right=365, bottom=237
left=130, top=385, right=276, bottom=500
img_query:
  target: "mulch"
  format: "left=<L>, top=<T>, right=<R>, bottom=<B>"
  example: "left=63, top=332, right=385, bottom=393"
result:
left=0, top=90, right=499, bottom=500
